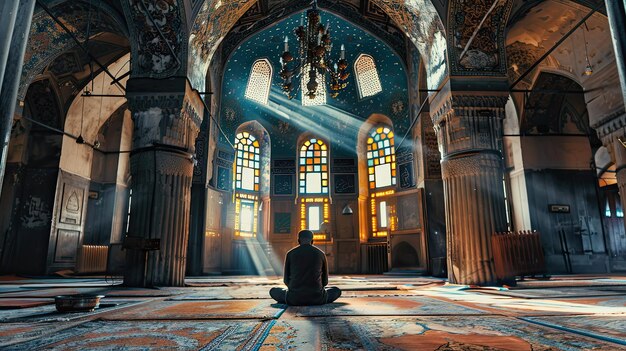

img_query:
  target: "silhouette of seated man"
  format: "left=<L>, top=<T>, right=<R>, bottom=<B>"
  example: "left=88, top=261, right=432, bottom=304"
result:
left=269, top=230, right=341, bottom=305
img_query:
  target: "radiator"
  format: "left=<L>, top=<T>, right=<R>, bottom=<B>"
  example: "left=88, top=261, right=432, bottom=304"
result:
left=364, top=243, right=388, bottom=274
left=76, top=245, right=109, bottom=274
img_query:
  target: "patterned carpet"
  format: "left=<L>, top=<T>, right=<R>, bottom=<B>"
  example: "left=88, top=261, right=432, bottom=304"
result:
left=260, top=316, right=626, bottom=351
left=522, top=315, right=626, bottom=345
left=290, top=296, right=487, bottom=316
left=3, top=320, right=275, bottom=350
left=101, top=299, right=287, bottom=320
left=1, top=275, right=626, bottom=350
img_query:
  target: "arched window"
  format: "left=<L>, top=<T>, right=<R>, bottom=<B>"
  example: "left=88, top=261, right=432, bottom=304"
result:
left=299, top=138, right=329, bottom=194
left=298, top=137, right=330, bottom=241
left=366, top=126, right=396, bottom=238
left=354, top=54, right=382, bottom=99
left=301, top=64, right=327, bottom=106
left=366, top=126, right=396, bottom=189
left=234, top=132, right=261, bottom=238
left=235, top=132, right=260, bottom=191
left=245, top=59, right=272, bottom=105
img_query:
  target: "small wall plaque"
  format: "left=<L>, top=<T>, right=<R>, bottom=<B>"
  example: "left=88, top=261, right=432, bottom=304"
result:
left=549, top=204, right=570, bottom=213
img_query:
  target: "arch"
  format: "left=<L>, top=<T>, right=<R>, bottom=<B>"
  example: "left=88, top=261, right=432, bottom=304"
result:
left=366, top=125, right=397, bottom=189
left=296, top=133, right=331, bottom=240
left=19, top=1, right=129, bottom=100
left=357, top=114, right=396, bottom=239
left=232, top=121, right=271, bottom=238
left=391, top=241, right=420, bottom=268
left=298, top=136, right=330, bottom=195
left=59, top=54, right=130, bottom=179
left=188, top=0, right=447, bottom=93
left=354, top=54, right=382, bottom=99
left=244, top=59, right=273, bottom=105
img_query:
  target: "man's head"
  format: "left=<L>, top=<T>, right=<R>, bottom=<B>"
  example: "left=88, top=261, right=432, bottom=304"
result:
left=298, top=230, right=314, bottom=245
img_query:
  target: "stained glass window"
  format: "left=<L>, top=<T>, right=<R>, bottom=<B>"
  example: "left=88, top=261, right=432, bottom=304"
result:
left=301, top=64, right=326, bottom=106
left=245, top=59, right=272, bottom=105
left=355, top=54, right=382, bottom=99
left=299, top=138, right=329, bottom=194
left=366, top=126, right=396, bottom=189
left=235, top=132, right=260, bottom=192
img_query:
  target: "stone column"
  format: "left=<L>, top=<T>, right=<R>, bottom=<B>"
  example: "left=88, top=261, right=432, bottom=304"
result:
left=0, top=0, right=35, bottom=193
left=592, top=109, right=626, bottom=242
left=431, top=87, right=509, bottom=285
left=124, top=78, right=203, bottom=287
left=606, top=0, right=626, bottom=104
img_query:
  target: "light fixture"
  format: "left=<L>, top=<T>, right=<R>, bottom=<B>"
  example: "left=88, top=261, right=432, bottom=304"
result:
left=279, top=0, right=349, bottom=101
left=342, top=204, right=353, bottom=215
left=582, top=22, right=593, bottom=76
left=258, top=202, right=263, bottom=212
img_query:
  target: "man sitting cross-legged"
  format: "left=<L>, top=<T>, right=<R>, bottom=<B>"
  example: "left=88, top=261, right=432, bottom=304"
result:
left=269, top=230, right=341, bottom=306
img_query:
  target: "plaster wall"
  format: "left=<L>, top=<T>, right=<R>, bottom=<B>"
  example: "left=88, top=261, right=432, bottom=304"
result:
left=59, top=54, right=129, bottom=179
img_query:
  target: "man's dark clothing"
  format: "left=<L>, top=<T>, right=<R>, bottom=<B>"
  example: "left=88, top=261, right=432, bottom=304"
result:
left=271, top=243, right=340, bottom=306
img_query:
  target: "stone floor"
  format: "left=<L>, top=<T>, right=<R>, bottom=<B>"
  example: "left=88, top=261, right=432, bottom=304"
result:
left=1, top=274, right=625, bottom=350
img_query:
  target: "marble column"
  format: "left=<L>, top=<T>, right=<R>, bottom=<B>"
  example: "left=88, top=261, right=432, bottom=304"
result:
left=431, top=88, right=509, bottom=285
left=0, top=0, right=35, bottom=193
left=606, top=0, right=626, bottom=104
left=124, top=78, right=203, bottom=287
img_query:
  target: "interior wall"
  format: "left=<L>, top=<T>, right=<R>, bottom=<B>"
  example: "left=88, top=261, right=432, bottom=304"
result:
left=0, top=78, right=63, bottom=274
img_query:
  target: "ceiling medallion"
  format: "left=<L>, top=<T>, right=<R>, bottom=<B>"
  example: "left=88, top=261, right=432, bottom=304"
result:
left=279, top=0, right=350, bottom=102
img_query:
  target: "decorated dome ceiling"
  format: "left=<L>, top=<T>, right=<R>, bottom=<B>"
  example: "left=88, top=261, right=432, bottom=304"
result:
left=219, top=9, right=410, bottom=157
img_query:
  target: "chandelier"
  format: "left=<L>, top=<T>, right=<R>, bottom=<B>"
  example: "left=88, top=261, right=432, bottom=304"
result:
left=279, top=1, right=349, bottom=101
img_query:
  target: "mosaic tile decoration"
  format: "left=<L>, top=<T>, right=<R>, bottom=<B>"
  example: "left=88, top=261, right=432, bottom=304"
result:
left=261, top=316, right=625, bottom=351
left=523, top=316, right=626, bottom=346
left=102, top=300, right=287, bottom=321
left=4, top=320, right=275, bottom=351
left=290, top=296, right=487, bottom=316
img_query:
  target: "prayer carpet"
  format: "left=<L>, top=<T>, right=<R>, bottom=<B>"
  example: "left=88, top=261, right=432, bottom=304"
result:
left=473, top=287, right=626, bottom=299
left=290, top=296, right=486, bottom=316
left=102, top=299, right=287, bottom=320
left=523, top=315, right=626, bottom=346
left=260, top=316, right=626, bottom=351
left=3, top=320, right=275, bottom=350
left=0, top=298, right=52, bottom=309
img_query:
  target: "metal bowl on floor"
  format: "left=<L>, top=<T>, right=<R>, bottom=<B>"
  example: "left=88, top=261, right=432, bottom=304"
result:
left=54, top=294, right=105, bottom=313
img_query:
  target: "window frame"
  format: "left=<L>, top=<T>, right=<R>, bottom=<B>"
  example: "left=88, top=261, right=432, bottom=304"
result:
left=354, top=54, right=383, bottom=100
left=244, top=58, right=273, bottom=105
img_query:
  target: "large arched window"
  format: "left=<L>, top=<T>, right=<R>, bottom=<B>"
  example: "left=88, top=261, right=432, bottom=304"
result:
left=235, top=132, right=260, bottom=191
left=298, top=137, right=330, bottom=241
left=299, top=138, right=329, bottom=194
left=354, top=54, right=382, bottom=99
left=234, top=132, right=261, bottom=237
left=366, top=125, right=396, bottom=238
left=367, top=126, right=396, bottom=189
left=245, top=59, right=272, bottom=105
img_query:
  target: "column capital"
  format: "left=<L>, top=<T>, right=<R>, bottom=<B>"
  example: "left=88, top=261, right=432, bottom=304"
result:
left=126, top=77, right=204, bottom=153
left=590, top=107, right=626, bottom=146
left=430, top=79, right=509, bottom=160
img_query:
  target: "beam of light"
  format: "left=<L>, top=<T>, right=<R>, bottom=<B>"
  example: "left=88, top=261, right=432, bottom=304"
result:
left=250, top=87, right=367, bottom=154
left=242, top=235, right=283, bottom=277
